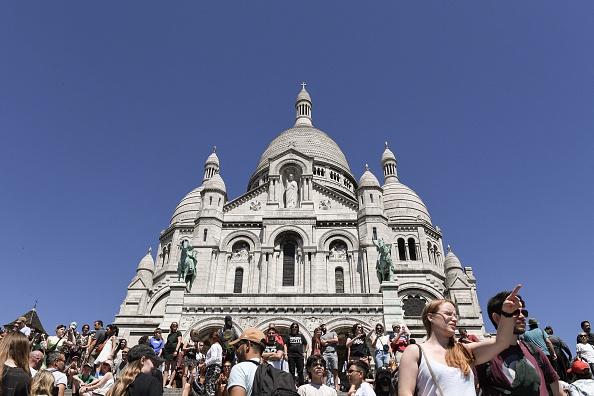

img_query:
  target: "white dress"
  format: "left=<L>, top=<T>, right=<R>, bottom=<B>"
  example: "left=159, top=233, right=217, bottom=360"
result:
left=416, top=350, right=475, bottom=396
left=95, top=336, right=117, bottom=364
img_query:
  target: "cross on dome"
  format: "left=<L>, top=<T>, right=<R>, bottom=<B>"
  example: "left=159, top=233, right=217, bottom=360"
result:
left=301, top=82, right=307, bottom=90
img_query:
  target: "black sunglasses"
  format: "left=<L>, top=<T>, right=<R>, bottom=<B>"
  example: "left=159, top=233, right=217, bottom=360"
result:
left=507, top=309, right=528, bottom=317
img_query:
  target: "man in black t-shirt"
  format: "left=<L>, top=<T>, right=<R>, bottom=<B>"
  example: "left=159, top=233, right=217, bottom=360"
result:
left=262, top=328, right=284, bottom=370
left=283, top=322, right=308, bottom=386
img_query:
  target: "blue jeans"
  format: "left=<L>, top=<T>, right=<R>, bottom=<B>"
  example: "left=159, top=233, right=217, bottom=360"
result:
left=374, top=349, right=391, bottom=369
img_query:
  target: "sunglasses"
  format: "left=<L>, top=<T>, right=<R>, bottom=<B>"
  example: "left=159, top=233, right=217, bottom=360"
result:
left=507, top=309, right=528, bottom=317
left=579, top=335, right=588, bottom=338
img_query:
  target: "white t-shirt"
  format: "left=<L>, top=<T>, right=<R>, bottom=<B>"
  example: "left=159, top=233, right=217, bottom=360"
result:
left=298, top=383, right=338, bottom=396
left=20, top=326, right=31, bottom=337
left=227, top=358, right=259, bottom=396
left=355, top=382, right=376, bottom=396
left=372, top=335, right=390, bottom=352
left=49, top=369, right=68, bottom=387
left=576, top=343, right=594, bottom=363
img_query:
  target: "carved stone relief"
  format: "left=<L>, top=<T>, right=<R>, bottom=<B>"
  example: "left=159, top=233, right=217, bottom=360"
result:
left=402, top=295, right=427, bottom=317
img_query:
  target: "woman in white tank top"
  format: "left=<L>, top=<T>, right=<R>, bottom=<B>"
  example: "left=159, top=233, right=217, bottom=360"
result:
left=398, top=285, right=523, bottom=396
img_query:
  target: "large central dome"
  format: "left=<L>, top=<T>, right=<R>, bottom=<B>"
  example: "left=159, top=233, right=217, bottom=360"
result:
left=251, top=85, right=354, bottom=187
left=254, top=126, right=352, bottom=175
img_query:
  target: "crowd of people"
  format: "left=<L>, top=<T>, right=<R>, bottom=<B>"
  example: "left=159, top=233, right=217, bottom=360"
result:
left=1, top=298, right=593, bottom=396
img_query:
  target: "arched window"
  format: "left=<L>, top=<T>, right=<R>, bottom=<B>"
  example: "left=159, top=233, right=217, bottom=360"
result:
left=433, top=244, right=438, bottom=265
left=372, top=227, right=377, bottom=241
left=427, top=242, right=432, bottom=263
left=233, top=268, right=243, bottom=293
left=203, top=229, right=208, bottom=242
left=283, top=243, right=295, bottom=286
left=397, top=238, right=406, bottom=260
left=209, top=196, right=213, bottom=205
left=335, top=267, right=344, bottom=293
left=370, top=193, right=374, bottom=203
left=408, top=238, right=417, bottom=260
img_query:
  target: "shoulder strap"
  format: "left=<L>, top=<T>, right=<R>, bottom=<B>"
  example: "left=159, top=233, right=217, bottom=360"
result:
left=416, top=344, right=422, bottom=367
left=417, top=344, right=445, bottom=396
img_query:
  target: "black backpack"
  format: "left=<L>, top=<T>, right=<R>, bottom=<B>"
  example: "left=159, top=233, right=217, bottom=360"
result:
left=249, top=361, right=299, bottom=396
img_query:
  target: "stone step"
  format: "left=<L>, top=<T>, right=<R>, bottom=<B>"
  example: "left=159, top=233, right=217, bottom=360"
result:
left=65, top=386, right=349, bottom=395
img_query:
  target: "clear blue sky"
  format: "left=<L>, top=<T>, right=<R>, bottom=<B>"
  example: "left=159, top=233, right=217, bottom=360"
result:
left=1, top=2, right=592, bottom=349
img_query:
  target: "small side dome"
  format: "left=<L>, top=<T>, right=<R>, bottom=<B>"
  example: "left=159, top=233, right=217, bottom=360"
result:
left=204, top=173, right=226, bottom=193
left=443, top=245, right=463, bottom=273
left=170, top=187, right=202, bottom=225
left=297, top=87, right=312, bottom=102
left=383, top=181, right=431, bottom=223
left=137, top=248, right=155, bottom=274
left=205, top=147, right=220, bottom=167
left=381, top=143, right=396, bottom=164
left=358, top=164, right=380, bottom=188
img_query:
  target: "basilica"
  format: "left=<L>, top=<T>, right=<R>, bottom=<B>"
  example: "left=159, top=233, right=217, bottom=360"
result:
left=114, top=85, right=486, bottom=354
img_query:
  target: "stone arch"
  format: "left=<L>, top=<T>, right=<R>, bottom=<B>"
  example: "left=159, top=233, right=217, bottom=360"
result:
left=272, top=157, right=309, bottom=175
left=317, top=229, right=358, bottom=251
left=180, top=318, right=243, bottom=343
left=221, top=231, right=261, bottom=252
left=398, top=284, right=444, bottom=301
left=255, top=317, right=313, bottom=347
left=268, top=225, right=309, bottom=246
left=398, top=285, right=444, bottom=319
left=147, top=288, right=170, bottom=316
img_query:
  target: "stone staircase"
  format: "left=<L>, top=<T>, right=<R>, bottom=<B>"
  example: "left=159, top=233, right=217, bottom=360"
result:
left=66, top=386, right=349, bottom=395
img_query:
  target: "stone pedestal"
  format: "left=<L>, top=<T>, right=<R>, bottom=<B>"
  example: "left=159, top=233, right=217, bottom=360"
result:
left=380, top=281, right=404, bottom=328
left=161, top=281, right=187, bottom=328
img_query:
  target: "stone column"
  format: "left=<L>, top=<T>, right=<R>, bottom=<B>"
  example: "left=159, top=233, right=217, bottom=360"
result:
left=161, top=281, right=186, bottom=328
left=380, top=281, right=404, bottom=329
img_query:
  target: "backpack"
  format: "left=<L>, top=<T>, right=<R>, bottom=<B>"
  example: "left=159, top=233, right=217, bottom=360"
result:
left=220, top=329, right=237, bottom=360
left=249, top=361, right=299, bottom=396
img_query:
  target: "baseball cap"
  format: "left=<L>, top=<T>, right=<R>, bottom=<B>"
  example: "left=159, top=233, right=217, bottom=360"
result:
left=568, top=360, right=590, bottom=375
left=229, top=328, right=266, bottom=348
left=127, top=344, right=165, bottom=365
left=17, top=317, right=27, bottom=324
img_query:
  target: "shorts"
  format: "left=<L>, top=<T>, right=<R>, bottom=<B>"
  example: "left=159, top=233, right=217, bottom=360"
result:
left=323, top=353, right=339, bottom=370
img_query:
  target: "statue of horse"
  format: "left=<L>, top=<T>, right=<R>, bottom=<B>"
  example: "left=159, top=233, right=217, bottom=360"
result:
left=178, top=240, right=197, bottom=292
left=373, top=238, right=394, bottom=283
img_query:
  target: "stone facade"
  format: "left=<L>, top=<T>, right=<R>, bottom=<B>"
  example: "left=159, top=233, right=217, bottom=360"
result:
left=114, top=85, right=486, bottom=351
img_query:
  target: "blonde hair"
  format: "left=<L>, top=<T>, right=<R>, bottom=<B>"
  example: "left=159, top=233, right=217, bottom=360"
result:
left=422, top=299, right=473, bottom=376
left=106, top=360, right=142, bottom=396
left=30, top=370, right=55, bottom=396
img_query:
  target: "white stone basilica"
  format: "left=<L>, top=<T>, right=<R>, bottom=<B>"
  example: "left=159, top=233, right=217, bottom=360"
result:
left=114, top=85, right=487, bottom=355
